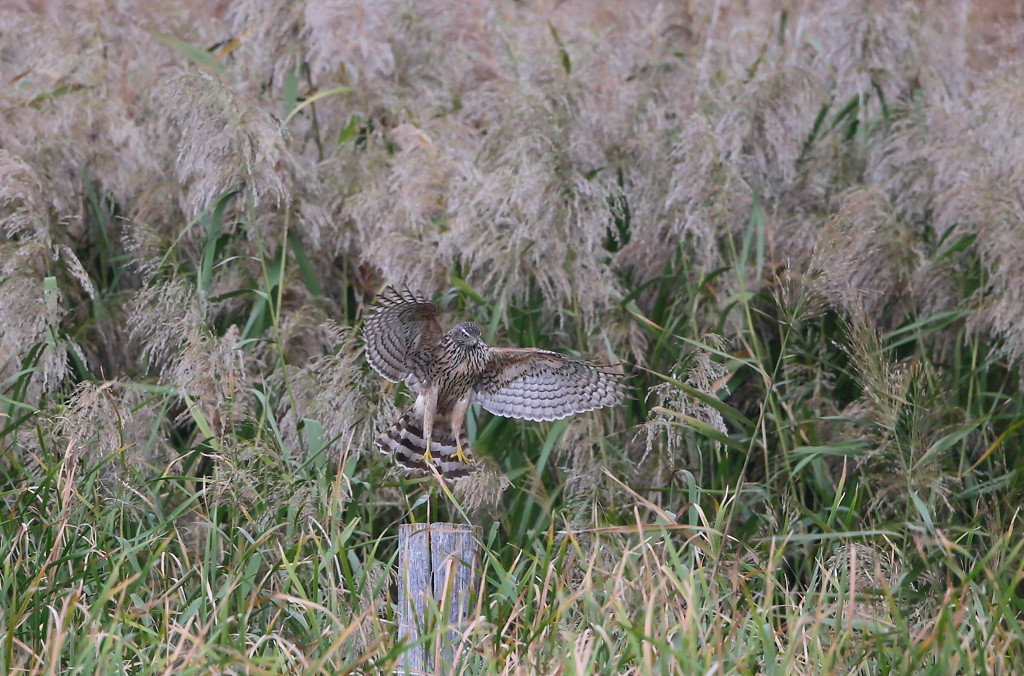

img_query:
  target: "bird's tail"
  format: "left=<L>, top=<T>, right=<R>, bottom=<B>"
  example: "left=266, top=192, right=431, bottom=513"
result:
left=375, top=412, right=476, bottom=479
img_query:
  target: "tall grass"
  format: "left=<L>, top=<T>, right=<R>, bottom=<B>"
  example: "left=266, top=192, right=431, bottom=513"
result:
left=2, top=0, right=1024, bottom=673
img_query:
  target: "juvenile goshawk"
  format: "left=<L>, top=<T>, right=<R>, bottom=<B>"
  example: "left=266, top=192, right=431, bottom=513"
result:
left=363, top=287, right=625, bottom=478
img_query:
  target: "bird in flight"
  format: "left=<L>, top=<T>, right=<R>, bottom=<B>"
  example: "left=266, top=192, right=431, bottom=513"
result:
left=363, top=287, right=625, bottom=479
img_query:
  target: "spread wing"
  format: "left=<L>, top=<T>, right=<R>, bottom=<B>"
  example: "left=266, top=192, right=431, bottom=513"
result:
left=474, top=348, right=624, bottom=422
left=362, top=286, right=443, bottom=385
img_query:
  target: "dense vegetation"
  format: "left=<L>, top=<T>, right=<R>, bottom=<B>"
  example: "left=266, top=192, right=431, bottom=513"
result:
left=2, top=1, right=1023, bottom=673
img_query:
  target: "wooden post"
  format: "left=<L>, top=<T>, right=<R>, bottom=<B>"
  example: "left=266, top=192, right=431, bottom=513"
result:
left=397, top=522, right=481, bottom=675
left=397, top=524, right=431, bottom=673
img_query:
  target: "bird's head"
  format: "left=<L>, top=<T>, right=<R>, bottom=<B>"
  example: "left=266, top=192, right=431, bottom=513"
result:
left=450, top=321, right=484, bottom=348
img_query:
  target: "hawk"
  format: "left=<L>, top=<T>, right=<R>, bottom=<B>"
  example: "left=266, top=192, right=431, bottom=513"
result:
left=363, top=287, right=625, bottom=478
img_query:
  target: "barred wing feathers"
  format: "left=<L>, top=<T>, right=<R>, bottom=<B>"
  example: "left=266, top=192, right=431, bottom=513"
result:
left=475, top=348, right=624, bottom=422
left=362, top=286, right=443, bottom=384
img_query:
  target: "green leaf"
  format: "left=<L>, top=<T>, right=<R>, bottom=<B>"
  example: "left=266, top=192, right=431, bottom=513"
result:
left=650, top=408, right=746, bottom=450
left=765, top=529, right=898, bottom=544
left=883, top=310, right=968, bottom=351
left=642, top=369, right=751, bottom=430
left=283, top=86, right=352, bottom=126
left=547, top=22, right=571, bottom=75
left=150, top=32, right=228, bottom=77
left=790, top=440, right=871, bottom=474
left=338, top=115, right=361, bottom=144
left=283, top=66, right=300, bottom=115
left=198, top=190, right=235, bottom=294
left=450, top=275, right=488, bottom=305
left=917, top=420, right=984, bottom=470
left=910, top=491, right=935, bottom=534
left=288, top=233, right=321, bottom=296
left=536, top=419, right=568, bottom=476
left=301, top=417, right=326, bottom=472
left=939, top=233, right=977, bottom=258
left=182, top=393, right=217, bottom=449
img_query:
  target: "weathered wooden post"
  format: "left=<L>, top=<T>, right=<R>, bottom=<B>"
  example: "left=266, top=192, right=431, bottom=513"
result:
left=397, top=524, right=431, bottom=672
left=397, top=522, right=481, bottom=675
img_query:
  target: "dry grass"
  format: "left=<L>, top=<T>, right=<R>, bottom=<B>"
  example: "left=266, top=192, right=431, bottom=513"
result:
left=2, top=0, right=1024, bottom=673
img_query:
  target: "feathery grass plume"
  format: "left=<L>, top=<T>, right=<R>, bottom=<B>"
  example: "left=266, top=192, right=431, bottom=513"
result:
left=303, top=0, right=397, bottom=86
left=292, top=197, right=332, bottom=256
left=0, top=5, right=198, bottom=228
left=959, top=182, right=1024, bottom=366
left=276, top=326, right=385, bottom=463
left=776, top=187, right=917, bottom=327
left=558, top=416, right=634, bottom=522
left=925, top=74, right=1024, bottom=370
left=601, top=308, right=649, bottom=370
left=0, top=150, right=51, bottom=245
left=772, top=263, right=831, bottom=333
left=295, top=120, right=391, bottom=267
left=226, top=0, right=305, bottom=91
left=270, top=300, right=343, bottom=366
left=362, top=232, right=449, bottom=294
left=545, top=2, right=691, bottom=153
left=686, top=1, right=782, bottom=79
left=384, top=123, right=450, bottom=229
left=642, top=336, right=729, bottom=478
left=720, top=68, right=830, bottom=195
left=618, top=112, right=751, bottom=288
left=0, top=155, right=91, bottom=383
left=167, top=324, right=252, bottom=435
left=127, top=277, right=205, bottom=372
left=442, top=83, right=623, bottom=323
left=158, top=72, right=293, bottom=219
left=754, top=489, right=804, bottom=545
left=841, top=302, right=960, bottom=515
left=864, top=97, right=939, bottom=227
left=346, top=123, right=452, bottom=291
left=53, top=381, right=172, bottom=492
left=841, top=301, right=907, bottom=434
left=0, top=242, right=70, bottom=396
left=123, top=186, right=189, bottom=273
left=803, top=0, right=924, bottom=110
left=206, top=436, right=296, bottom=521
left=861, top=104, right=971, bottom=358
left=202, top=441, right=351, bottom=551
left=396, top=0, right=499, bottom=104
left=826, top=188, right=918, bottom=322
left=822, top=542, right=900, bottom=631
left=453, top=458, right=511, bottom=514
left=336, top=555, right=394, bottom=655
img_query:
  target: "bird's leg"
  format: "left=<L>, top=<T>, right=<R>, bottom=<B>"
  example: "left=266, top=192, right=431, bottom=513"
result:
left=421, top=387, right=438, bottom=465
left=453, top=436, right=470, bottom=465
left=449, top=395, right=473, bottom=465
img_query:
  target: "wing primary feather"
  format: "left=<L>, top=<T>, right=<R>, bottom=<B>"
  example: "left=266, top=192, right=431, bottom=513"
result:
left=474, top=347, right=625, bottom=421
left=362, top=286, right=443, bottom=384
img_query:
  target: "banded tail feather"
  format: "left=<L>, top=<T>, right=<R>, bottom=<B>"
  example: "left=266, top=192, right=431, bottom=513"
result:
left=375, top=412, right=477, bottom=479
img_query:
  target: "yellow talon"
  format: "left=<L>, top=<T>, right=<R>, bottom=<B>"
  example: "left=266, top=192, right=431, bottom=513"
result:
left=422, top=439, right=435, bottom=466
left=454, top=437, right=471, bottom=465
